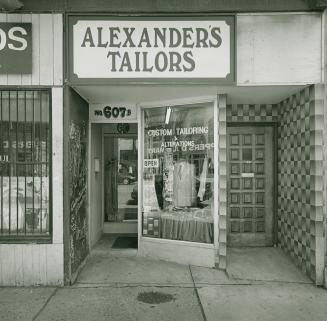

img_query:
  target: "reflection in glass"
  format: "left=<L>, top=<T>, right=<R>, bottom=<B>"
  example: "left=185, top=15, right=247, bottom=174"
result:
left=104, top=136, right=138, bottom=222
left=0, top=90, right=50, bottom=237
left=142, top=102, right=214, bottom=244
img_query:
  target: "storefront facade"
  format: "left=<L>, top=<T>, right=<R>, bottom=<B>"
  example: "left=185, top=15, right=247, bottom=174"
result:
left=0, top=13, right=64, bottom=285
left=0, top=0, right=327, bottom=287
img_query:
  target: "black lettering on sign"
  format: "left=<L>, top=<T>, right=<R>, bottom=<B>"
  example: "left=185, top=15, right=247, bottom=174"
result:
left=103, top=106, right=132, bottom=119
left=94, top=110, right=103, bottom=116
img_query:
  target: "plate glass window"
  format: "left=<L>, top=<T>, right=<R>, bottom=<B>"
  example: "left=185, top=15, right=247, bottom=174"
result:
left=142, top=102, right=214, bottom=244
left=0, top=90, right=51, bottom=241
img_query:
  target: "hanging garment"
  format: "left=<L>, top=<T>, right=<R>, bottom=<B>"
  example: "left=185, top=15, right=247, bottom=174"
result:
left=162, top=149, right=174, bottom=210
left=197, top=157, right=208, bottom=201
left=173, top=160, right=196, bottom=207
left=143, top=174, right=160, bottom=211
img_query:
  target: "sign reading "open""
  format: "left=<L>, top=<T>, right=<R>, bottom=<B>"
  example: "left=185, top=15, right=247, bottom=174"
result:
left=0, top=23, right=32, bottom=74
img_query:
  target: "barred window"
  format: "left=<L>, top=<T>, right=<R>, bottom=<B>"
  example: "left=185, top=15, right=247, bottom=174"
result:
left=0, top=90, right=51, bottom=242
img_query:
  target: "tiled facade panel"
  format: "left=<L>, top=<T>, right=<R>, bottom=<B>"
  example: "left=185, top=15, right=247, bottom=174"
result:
left=227, top=104, right=278, bottom=122
left=226, top=93, right=324, bottom=283
left=218, top=95, right=227, bottom=269
left=277, top=85, right=324, bottom=283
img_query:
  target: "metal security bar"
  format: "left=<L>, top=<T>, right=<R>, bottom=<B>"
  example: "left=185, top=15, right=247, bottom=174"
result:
left=0, top=89, right=51, bottom=242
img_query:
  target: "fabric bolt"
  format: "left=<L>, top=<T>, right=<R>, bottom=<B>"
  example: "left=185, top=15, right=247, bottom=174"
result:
left=160, top=212, right=213, bottom=243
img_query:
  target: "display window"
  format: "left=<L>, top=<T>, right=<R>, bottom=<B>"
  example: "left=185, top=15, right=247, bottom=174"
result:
left=0, top=90, right=51, bottom=241
left=142, top=101, right=215, bottom=244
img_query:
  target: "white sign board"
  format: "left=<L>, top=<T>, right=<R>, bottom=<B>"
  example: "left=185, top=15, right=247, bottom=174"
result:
left=89, top=104, right=137, bottom=122
left=144, top=159, right=159, bottom=168
left=73, top=18, right=233, bottom=79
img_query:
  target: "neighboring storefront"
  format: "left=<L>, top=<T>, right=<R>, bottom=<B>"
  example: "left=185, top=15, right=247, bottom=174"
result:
left=0, top=4, right=327, bottom=288
left=0, top=14, right=64, bottom=286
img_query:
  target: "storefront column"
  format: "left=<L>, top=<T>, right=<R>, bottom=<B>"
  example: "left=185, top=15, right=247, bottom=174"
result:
left=218, top=94, right=227, bottom=269
left=323, top=9, right=327, bottom=288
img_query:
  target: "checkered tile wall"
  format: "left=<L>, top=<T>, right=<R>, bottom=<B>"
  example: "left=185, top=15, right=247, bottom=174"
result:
left=218, top=95, right=227, bottom=269
left=277, top=85, right=324, bottom=283
left=227, top=104, right=278, bottom=122
left=225, top=88, right=324, bottom=283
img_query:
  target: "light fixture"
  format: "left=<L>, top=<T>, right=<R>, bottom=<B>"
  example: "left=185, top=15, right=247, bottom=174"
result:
left=165, top=106, right=171, bottom=125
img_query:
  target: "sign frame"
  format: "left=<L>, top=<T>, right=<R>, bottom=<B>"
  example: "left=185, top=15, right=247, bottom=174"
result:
left=67, top=15, right=235, bottom=85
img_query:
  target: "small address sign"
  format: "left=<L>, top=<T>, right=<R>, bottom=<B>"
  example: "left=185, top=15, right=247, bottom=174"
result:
left=103, top=106, right=132, bottom=119
left=90, top=103, right=137, bottom=123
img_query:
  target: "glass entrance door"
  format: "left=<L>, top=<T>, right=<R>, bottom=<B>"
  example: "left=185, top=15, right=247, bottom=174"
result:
left=103, top=135, right=138, bottom=224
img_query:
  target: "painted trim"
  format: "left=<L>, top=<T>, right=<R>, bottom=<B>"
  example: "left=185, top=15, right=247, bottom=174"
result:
left=214, top=95, right=219, bottom=259
left=140, top=235, right=214, bottom=249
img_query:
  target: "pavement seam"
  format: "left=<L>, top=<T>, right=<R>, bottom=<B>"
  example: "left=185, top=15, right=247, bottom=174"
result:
left=31, top=287, right=58, bottom=321
left=188, top=265, right=208, bottom=321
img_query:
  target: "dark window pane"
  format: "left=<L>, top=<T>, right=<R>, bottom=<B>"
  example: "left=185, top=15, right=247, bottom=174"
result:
left=0, top=90, right=51, bottom=240
left=230, top=134, right=239, bottom=145
left=243, top=207, right=253, bottom=218
left=231, top=207, right=240, bottom=218
left=242, top=148, right=252, bottom=161
left=243, top=134, right=252, bottom=145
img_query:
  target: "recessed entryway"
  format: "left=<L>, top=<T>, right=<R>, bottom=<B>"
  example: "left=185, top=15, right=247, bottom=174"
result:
left=89, top=123, right=138, bottom=252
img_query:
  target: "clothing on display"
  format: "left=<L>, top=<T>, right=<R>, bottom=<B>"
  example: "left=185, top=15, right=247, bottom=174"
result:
left=162, top=148, right=174, bottom=209
left=143, top=174, right=160, bottom=211
left=173, top=160, right=196, bottom=207
left=197, top=157, right=208, bottom=201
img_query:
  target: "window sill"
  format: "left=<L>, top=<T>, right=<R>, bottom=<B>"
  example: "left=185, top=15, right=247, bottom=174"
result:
left=0, top=235, right=52, bottom=244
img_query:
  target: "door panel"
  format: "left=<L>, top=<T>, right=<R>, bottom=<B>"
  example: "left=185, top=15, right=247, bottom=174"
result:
left=227, top=126, right=274, bottom=247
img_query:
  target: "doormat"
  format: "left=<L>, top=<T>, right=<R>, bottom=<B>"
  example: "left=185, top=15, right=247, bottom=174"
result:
left=124, top=211, right=138, bottom=220
left=112, top=236, right=138, bottom=249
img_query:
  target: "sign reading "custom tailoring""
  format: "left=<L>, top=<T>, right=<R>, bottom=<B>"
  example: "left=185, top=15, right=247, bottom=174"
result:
left=72, top=17, right=234, bottom=80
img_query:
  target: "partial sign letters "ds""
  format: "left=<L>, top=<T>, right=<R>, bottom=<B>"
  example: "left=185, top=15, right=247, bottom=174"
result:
left=0, top=23, right=32, bottom=74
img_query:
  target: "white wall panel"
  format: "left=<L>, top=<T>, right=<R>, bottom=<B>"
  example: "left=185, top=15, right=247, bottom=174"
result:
left=237, top=13, right=322, bottom=85
left=0, top=14, right=63, bottom=86
left=0, top=244, right=64, bottom=286
left=21, top=14, right=33, bottom=85
left=52, top=87, right=64, bottom=244
left=6, top=14, right=22, bottom=86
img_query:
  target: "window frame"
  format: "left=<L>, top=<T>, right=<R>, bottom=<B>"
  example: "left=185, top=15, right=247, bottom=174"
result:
left=0, top=88, right=52, bottom=244
left=138, top=96, right=218, bottom=248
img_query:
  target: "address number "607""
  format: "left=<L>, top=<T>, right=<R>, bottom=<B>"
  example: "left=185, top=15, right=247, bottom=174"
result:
left=103, top=106, right=132, bottom=119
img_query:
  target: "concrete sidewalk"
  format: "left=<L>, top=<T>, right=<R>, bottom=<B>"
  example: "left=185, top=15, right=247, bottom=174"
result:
left=1, top=248, right=326, bottom=321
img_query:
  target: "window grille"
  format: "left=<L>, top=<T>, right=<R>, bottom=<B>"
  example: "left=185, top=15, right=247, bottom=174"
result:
left=0, top=89, right=51, bottom=242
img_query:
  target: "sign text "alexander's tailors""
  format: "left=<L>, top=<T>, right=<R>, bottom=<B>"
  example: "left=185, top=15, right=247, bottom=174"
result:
left=73, top=19, right=233, bottom=79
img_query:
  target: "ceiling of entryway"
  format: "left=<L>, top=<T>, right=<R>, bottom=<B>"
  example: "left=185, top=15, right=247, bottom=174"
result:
left=72, top=84, right=306, bottom=105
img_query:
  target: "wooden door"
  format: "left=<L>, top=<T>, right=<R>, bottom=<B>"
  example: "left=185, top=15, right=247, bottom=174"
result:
left=227, top=126, right=274, bottom=247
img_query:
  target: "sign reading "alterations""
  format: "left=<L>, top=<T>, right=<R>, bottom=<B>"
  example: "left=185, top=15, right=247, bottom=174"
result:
left=72, top=17, right=234, bottom=81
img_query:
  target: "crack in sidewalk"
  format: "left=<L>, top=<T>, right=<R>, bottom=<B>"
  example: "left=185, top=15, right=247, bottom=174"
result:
left=31, top=287, right=58, bottom=321
left=188, top=265, right=208, bottom=321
